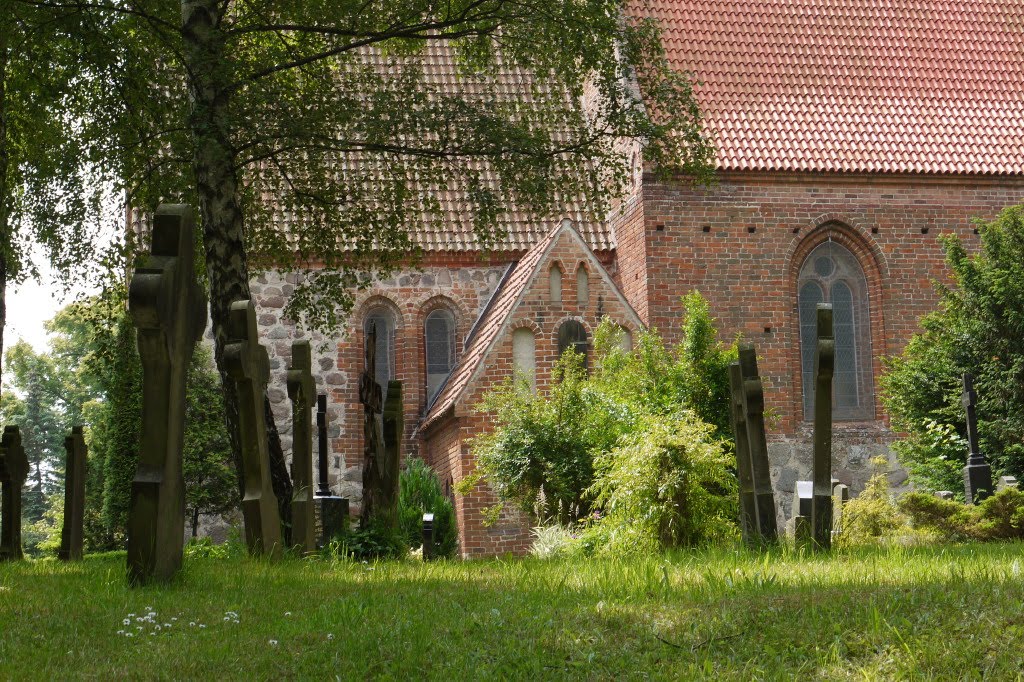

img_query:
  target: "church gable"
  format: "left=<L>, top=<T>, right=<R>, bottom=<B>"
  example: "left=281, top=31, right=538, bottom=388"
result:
left=421, top=219, right=642, bottom=432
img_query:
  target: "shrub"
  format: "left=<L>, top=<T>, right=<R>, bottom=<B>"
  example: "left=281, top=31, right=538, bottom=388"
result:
left=580, top=413, right=738, bottom=555
left=882, top=205, right=1024, bottom=490
left=335, top=518, right=407, bottom=561
left=836, top=459, right=911, bottom=548
left=898, top=492, right=973, bottom=541
left=900, top=488, right=1024, bottom=542
left=529, top=525, right=576, bottom=559
left=398, top=458, right=458, bottom=558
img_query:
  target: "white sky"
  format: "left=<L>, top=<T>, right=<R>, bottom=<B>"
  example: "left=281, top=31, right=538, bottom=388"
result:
left=7, top=267, right=97, bottom=354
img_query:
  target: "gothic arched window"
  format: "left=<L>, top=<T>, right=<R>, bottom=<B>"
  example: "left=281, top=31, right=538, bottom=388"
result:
left=557, top=320, right=589, bottom=370
left=424, top=309, right=456, bottom=402
left=798, top=240, right=873, bottom=420
left=363, top=305, right=396, bottom=395
left=576, top=265, right=589, bottom=307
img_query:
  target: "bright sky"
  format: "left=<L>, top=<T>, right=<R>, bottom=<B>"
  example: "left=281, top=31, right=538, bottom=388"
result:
left=6, top=268, right=97, bottom=354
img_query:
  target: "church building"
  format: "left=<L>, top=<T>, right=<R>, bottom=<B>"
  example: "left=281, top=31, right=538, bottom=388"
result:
left=253, top=0, right=1024, bottom=556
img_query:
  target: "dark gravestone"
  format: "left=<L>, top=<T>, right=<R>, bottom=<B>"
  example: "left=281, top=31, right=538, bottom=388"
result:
left=286, top=341, right=316, bottom=555
left=422, top=513, right=435, bottom=561
left=58, top=427, right=87, bottom=561
left=0, top=427, right=29, bottom=561
left=961, top=372, right=993, bottom=504
left=359, top=323, right=392, bottom=527
left=225, top=300, right=282, bottom=557
left=728, top=362, right=759, bottom=544
left=378, top=380, right=404, bottom=526
left=314, top=394, right=348, bottom=546
left=738, top=344, right=778, bottom=542
left=126, top=204, right=206, bottom=585
left=811, top=304, right=835, bottom=549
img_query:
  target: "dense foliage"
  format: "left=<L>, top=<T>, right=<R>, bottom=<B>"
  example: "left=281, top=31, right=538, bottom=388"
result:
left=882, top=206, right=1024, bottom=495
left=470, top=292, right=738, bottom=553
left=397, top=458, right=458, bottom=559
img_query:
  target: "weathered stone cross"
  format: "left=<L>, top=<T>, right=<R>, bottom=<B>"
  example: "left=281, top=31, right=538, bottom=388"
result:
left=0, top=426, right=29, bottom=561
left=359, top=323, right=387, bottom=525
left=811, top=303, right=835, bottom=550
left=126, top=204, right=206, bottom=584
left=961, top=372, right=993, bottom=503
left=225, top=299, right=282, bottom=556
left=738, top=344, right=779, bottom=543
left=286, top=340, right=316, bottom=555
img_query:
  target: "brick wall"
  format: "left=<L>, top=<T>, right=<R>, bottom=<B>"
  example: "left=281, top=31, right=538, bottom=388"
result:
left=612, top=171, right=1024, bottom=513
left=422, top=228, right=642, bottom=556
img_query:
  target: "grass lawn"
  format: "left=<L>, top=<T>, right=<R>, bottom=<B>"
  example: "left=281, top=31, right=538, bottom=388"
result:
left=2, top=543, right=1024, bottom=679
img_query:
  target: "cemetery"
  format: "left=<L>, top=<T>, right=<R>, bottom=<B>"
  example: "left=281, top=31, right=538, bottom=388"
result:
left=3, top=0, right=1024, bottom=678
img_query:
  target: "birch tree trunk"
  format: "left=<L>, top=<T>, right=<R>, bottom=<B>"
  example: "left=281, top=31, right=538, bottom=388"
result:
left=180, top=0, right=292, bottom=536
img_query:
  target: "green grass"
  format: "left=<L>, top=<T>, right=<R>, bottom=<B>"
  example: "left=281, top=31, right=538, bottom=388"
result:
left=2, top=543, right=1024, bottom=679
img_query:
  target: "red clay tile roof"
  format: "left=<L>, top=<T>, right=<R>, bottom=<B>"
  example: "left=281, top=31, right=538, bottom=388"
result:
left=420, top=222, right=564, bottom=429
left=630, top=0, right=1024, bottom=175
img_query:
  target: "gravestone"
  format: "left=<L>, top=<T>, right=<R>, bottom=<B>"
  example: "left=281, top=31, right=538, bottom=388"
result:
left=286, top=341, right=316, bottom=555
left=225, top=299, right=282, bottom=557
left=811, top=304, right=835, bottom=549
left=832, top=482, right=850, bottom=533
left=314, top=394, right=348, bottom=546
left=0, top=426, right=29, bottom=561
left=738, top=344, right=778, bottom=542
left=126, top=203, right=206, bottom=585
left=793, top=480, right=813, bottom=546
left=359, top=323, right=397, bottom=527
left=422, top=513, right=435, bottom=562
left=727, top=362, right=758, bottom=544
left=935, top=491, right=955, bottom=501
left=997, top=476, right=1019, bottom=492
left=378, top=380, right=404, bottom=526
left=58, top=427, right=87, bottom=561
left=961, top=372, right=993, bottom=504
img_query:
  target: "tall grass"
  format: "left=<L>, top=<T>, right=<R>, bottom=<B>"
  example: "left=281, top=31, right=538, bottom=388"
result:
left=1, top=544, right=1023, bottom=679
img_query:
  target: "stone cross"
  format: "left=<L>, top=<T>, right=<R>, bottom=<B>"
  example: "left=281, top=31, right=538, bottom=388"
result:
left=286, top=340, right=316, bottom=555
left=812, top=303, right=835, bottom=549
left=314, top=393, right=348, bottom=547
left=225, top=299, right=282, bottom=557
left=738, top=344, right=779, bottom=543
left=0, top=426, right=29, bottom=561
left=126, top=204, right=206, bottom=585
left=961, top=372, right=993, bottom=504
left=58, top=426, right=87, bottom=561
left=378, top=380, right=404, bottom=526
left=727, top=362, right=758, bottom=545
left=359, top=323, right=388, bottom=525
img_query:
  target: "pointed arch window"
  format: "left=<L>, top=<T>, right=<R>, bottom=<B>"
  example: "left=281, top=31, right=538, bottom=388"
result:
left=512, top=327, right=537, bottom=389
left=576, top=266, right=589, bottom=307
left=557, top=320, right=589, bottom=370
left=364, top=306, right=396, bottom=395
left=798, top=240, right=873, bottom=420
left=424, top=309, right=456, bottom=402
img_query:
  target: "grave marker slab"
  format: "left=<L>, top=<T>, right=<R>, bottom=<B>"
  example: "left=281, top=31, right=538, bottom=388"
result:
left=126, top=204, right=206, bottom=584
left=832, top=482, right=850, bottom=533
left=961, top=372, right=993, bottom=503
left=422, top=513, right=435, bottom=562
left=728, top=362, right=758, bottom=544
left=793, top=480, right=813, bottom=546
left=997, top=476, right=1019, bottom=492
left=935, top=491, right=955, bottom=501
left=58, top=427, right=86, bottom=561
left=0, top=426, right=29, bottom=561
left=287, top=341, right=316, bottom=555
left=812, top=304, right=835, bottom=549
left=738, top=344, right=778, bottom=542
left=225, top=299, right=282, bottom=557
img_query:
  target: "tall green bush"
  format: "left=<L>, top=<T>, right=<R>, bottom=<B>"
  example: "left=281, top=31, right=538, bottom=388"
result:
left=883, top=205, right=1024, bottom=492
left=398, top=458, right=458, bottom=558
left=469, top=291, right=738, bottom=553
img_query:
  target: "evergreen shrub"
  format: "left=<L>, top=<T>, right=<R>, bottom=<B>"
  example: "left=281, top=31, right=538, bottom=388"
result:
left=397, top=457, right=458, bottom=558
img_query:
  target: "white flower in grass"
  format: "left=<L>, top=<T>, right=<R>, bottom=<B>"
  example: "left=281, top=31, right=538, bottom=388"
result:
left=123, top=618, right=131, bottom=626
left=327, top=634, right=334, bottom=641
left=127, top=613, right=135, bottom=618
left=224, top=616, right=230, bottom=621
left=269, top=639, right=279, bottom=646
left=154, top=625, right=162, bottom=632
left=284, top=612, right=292, bottom=616
left=136, top=626, right=143, bottom=632
left=117, top=630, right=125, bottom=636
left=189, top=622, right=196, bottom=628
left=125, top=633, right=133, bottom=638
left=164, top=623, right=172, bottom=628
left=170, top=617, right=178, bottom=622
left=199, top=624, right=206, bottom=629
